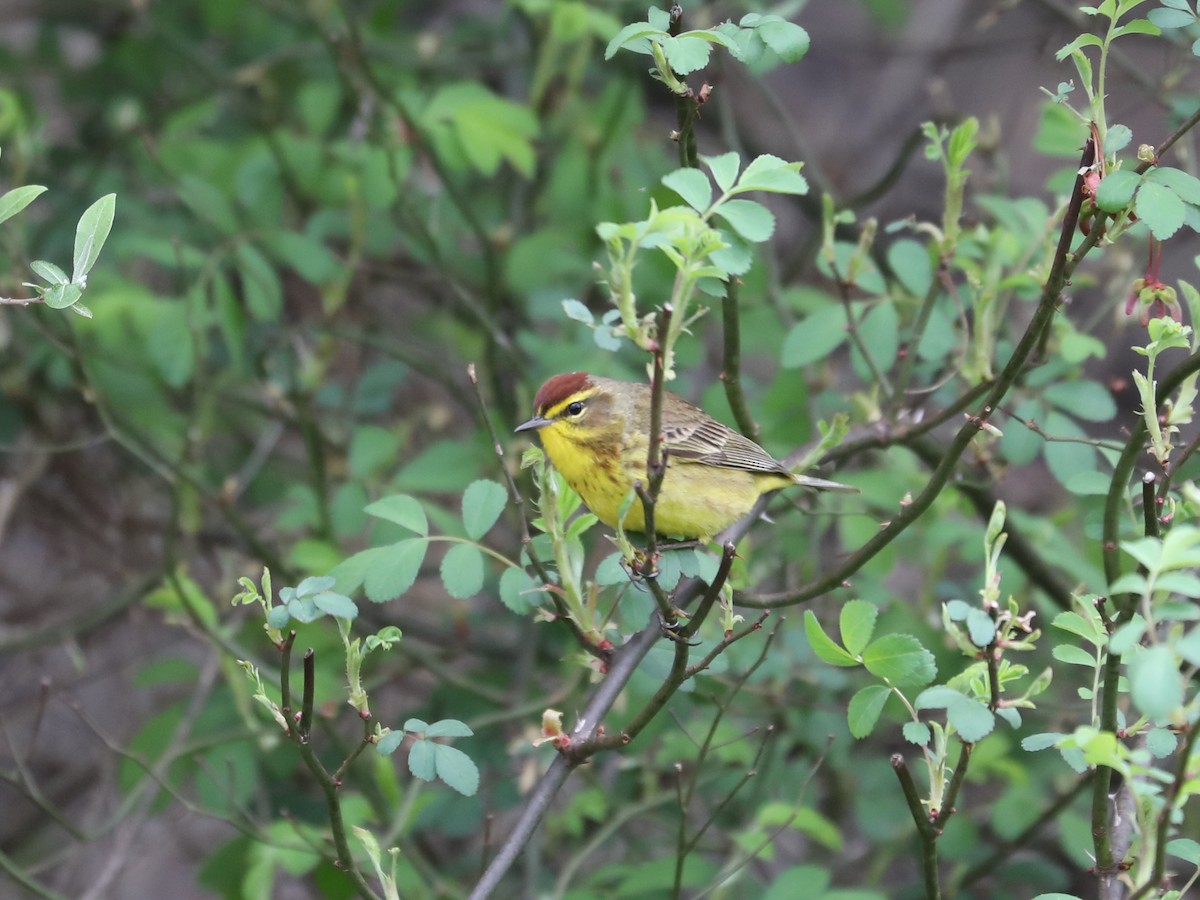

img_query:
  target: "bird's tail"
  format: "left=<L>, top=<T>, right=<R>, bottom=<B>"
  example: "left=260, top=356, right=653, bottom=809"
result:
left=793, top=473, right=858, bottom=493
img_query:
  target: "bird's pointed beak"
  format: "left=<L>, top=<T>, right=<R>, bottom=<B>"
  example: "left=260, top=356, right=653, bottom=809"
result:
left=514, top=415, right=551, bottom=433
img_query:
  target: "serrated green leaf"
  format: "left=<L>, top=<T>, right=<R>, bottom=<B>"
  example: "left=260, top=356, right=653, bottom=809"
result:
left=705, top=152, right=741, bottom=193
left=440, top=543, right=484, bottom=599
left=499, top=566, right=539, bottom=613
left=1136, top=180, right=1187, bottom=240
left=365, top=495, right=428, bottom=535
left=408, top=739, right=436, bottom=780
left=462, top=479, right=508, bottom=539
left=862, top=634, right=937, bottom=688
left=736, top=154, right=808, bottom=195
left=1094, top=170, right=1141, bottom=213
left=803, top=611, right=858, bottom=666
left=426, top=719, right=473, bottom=738
left=755, top=18, right=810, bottom=62
left=903, top=721, right=931, bottom=746
left=1052, top=644, right=1098, bottom=667
left=839, top=599, right=878, bottom=656
left=1022, top=732, right=1064, bottom=751
left=1150, top=7, right=1196, bottom=28
left=715, top=198, right=775, bottom=242
left=434, top=744, right=480, bottom=796
left=847, top=684, right=890, bottom=738
left=0, top=184, right=46, bottom=226
left=1147, top=166, right=1200, bottom=204
left=312, top=590, right=358, bottom=619
left=662, top=167, right=712, bottom=212
left=1129, top=645, right=1183, bottom=719
left=363, top=539, right=428, bottom=602
left=604, top=21, right=661, bottom=59
left=661, top=34, right=714, bottom=74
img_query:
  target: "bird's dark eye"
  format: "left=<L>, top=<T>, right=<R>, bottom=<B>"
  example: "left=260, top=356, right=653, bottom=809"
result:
left=566, top=401, right=585, bottom=416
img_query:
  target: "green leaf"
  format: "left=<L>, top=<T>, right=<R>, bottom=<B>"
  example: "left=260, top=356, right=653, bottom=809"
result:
left=263, top=230, right=342, bottom=285
left=965, top=608, right=997, bottom=647
left=1108, top=617, right=1146, bottom=655
left=31, top=260, right=69, bottom=286
left=1052, top=644, right=1098, bottom=667
left=426, top=719, right=473, bottom=738
left=1150, top=7, right=1197, bottom=28
left=499, top=566, right=538, bottom=613
left=462, top=479, right=508, bottom=540
left=915, top=686, right=995, bottom=742
left=236, top=242, right=283, bottom=321
left=440, top=543, right=484, bottom=599
left=1167, top=838, right=1200, bottom=865
left=780, top=304, right=849, bottom=367
left=839, top=599, right=878, bottom=656
left=887, top=238, right=934, bottom=296
left=1147, top=166, right=1200, bottom=204
left=755, top=18, right=810, bottom=62
left=433, top=744, right=480, bottom=796
left=1129, top=645, right=1183, bottom=719
left=363, top=539, right=428, bottom=602
left=803, top=611, right=858, bottom=666
left=404, top=718, right=430, bottom=732
left=1042, top=380, right=1117, bottom=422
left=562, top=298, right=593, bottom=324
left=1136, top=180, right=1187, bottom=240
left=1146, top=726, right=1178, bottom=758
left=43, top=282, right=83, bottom=310
left=408, top=739, right=436, bottom=780
left=903, top=721, right=931, bottom=746
left=0, top=184, right=46, bottom=226
left=312, top=590, right=358, bottom=619
left=862, top=634, right=937, bottom=688
left=736, top=154, right=808, bottom=195
left=349, top=425, right=402, bottom=479
left=662, top=167, right=712, bottom=212
left=1022, top=732, right=1064, bottom=751
left=1176, top=625, right=1200, bottom=666
left=705, top=152, right=741, bottom=193
left=374, top=731, right=404, bottom=755
left=178, top=176, right=237, bottom=235
left=1094, top=170, right=1141, bottom=212
left=1109, top=18, right=1161, bottom=39
left=847, top=685, right=891, bottom=738
left=661, top=34, right=714, bottom=74
left=1055, top=33, right=1104, bottom=60
left=365, top=495, right=428, bottom=536
left=1106, top=124, right=1133, bottom=153
left=604, top=21, right=661, bottom=59
left=715, top=198, right=775, bottom=242
left=72, top=193, right=116, bottom=284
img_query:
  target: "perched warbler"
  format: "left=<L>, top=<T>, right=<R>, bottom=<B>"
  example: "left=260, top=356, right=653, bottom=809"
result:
left=515, top=372, right=854, bottom=540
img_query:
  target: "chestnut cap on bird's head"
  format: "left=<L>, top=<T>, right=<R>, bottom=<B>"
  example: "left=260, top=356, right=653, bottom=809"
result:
left=514, top=371, right=594, bottom=433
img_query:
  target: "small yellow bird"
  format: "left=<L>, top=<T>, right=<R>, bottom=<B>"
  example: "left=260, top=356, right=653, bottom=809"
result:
left=515, top=372, right=853, bottom=540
